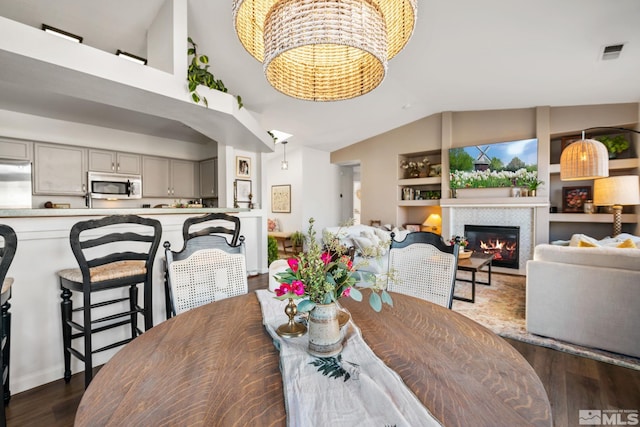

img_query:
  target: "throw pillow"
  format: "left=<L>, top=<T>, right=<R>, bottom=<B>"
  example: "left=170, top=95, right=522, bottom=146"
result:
left=577, top=240, right=598, bottom=247
left=617, top=239, right=638, bottom=249
left=267, top=218, right=279, bottom=232
left=352, top=236, right=375, bottom=257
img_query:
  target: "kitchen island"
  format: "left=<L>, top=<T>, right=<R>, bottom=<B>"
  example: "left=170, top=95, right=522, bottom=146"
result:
left=0, top=207, right=267, bottom=394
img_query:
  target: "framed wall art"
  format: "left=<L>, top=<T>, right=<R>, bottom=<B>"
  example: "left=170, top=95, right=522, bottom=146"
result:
left=236, top=156, right=251, bottom=179
left=271, top=184, right=291, bottom=213
left=405, top=224, right=421, bottom=232
left=562, top=186, right=591, bottom=213
left=234, top=179, right=252, bottom=204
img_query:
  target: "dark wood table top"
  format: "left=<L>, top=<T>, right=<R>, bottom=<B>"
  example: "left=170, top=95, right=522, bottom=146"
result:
left=75, top=292, right=551, bottom=427
left=457, top=252, right=493, bottom=271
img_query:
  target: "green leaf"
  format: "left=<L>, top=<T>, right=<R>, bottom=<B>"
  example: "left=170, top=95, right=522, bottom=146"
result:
left=188, top=81, right=197, bottom=92
left=191, top=93, right=199, bottom=103
left=203, top=97, right=208, bottom=108
left=187, top=48, right=195, bottom=56
left=199, top=54, right=209, bottom=64
left=297, top=299, right=315, bottom=312
left=369, top=292, right=382, bottom=312
left=348, top=287, right=363, bottom=302
left=309, top=356, right=352, bottom=382
left=187, top=36, right=194, bottom=44
left=381, top=290, right=393, bottom=307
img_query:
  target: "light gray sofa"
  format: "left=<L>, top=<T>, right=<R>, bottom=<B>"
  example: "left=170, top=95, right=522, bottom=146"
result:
left=526, top=243, right=640, bottom=358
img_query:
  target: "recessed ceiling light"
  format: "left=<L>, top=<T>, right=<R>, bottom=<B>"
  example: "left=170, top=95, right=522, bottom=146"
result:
left=41, top=24, right=83, bottom=43
left=116, top=50, right=147, bottom=65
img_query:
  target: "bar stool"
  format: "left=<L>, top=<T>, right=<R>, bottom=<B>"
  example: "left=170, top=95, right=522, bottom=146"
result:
left=0, top=224, right=17, bottom=427
left=58, top=215, right=162, bottom=388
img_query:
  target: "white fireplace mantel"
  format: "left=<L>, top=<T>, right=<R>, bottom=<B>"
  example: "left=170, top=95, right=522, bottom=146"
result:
left=441, top=197, right=549, bottom=208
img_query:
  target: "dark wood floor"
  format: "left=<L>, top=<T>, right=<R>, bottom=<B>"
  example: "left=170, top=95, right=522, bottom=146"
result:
left=6, top=274, right=640, bottom=426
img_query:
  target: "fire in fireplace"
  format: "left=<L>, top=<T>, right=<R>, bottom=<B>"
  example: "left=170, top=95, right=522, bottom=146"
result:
left=464, top=225, right=520, bottom=269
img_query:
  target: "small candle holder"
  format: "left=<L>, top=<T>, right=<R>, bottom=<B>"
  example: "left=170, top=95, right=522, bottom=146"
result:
left=276, top=298, right=307, bottom=337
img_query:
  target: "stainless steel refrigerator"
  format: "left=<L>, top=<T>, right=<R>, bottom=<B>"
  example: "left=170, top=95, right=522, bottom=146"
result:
left=0, top=160, right=32, bottom=208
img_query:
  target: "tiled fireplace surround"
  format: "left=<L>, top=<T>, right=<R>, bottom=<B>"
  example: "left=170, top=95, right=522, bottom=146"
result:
left=441, top=199, right=549, bottom=275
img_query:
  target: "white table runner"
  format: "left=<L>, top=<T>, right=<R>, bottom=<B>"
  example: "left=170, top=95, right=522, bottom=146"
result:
left=256, top=289, right=443, bottom=427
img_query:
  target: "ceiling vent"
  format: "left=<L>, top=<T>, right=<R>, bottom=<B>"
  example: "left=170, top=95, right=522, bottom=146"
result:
left=602, top=44, right=624, bottom=60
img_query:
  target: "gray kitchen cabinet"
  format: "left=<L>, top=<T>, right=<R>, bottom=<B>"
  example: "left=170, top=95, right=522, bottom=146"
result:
left=89, top=149, right=141, bottom=174
left=0, top=137, right=33, bottom=161
left=34, top=143, right=87, bottom=195
left=199, top=157, right=217, bottom=198
left=142, top=156, right=198, bottom=198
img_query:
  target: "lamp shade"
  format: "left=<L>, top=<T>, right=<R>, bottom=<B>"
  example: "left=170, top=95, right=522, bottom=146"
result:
left=422, top=214, right=442, bottom=234
left=594, top=175, right=640, bottom=206
left=560, top=139, right=609, bottom=181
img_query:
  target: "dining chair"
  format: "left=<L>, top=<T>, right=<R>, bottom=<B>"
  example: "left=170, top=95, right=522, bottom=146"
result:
left=163, top=213, right=242, bottom=319
left=57, top=215, right=162, bottom=388
left=0, top=224, right=17, bottom=427
left=164, top=235, right=247, bottom=316
left=387, top=231, right=459, bottom=309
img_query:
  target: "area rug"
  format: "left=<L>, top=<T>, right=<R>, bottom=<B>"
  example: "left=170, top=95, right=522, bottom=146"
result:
left=451, top=271, right=640, bottom=371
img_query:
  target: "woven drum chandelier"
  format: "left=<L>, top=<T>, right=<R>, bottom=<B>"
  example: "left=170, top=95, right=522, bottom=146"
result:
left=233, top=0, right=417, bottom=101
left=560, top=132, right=609, bottom=181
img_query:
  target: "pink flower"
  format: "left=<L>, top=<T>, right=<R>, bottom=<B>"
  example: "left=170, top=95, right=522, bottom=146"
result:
left=342, top=287, right=351, bottom=297
left=291, top=280, right=305, bottom=296
left=275, top=283, right=292, bottom=297
left=321, top=252, right=332, bottom=265
left=287, top=258, right=299, bottom=272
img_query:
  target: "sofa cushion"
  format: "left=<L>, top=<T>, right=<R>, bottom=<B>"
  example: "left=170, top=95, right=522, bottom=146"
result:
left=533, top=244, right=640, bottom=271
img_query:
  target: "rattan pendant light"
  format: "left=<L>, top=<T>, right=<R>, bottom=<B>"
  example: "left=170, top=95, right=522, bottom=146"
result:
left=560, top=131, right=609, bottom=181
left=233, top=0, right=417, bottom=101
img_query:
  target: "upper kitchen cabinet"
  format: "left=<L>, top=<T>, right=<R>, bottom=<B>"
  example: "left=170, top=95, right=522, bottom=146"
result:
left=199, top=157, right=217, bottom=198
left=142, top=156, right=199, bottom=199
left=89, top=149, right=141, bottom=175
left=33, top=143, right=87, bottom=195
left=0, top=137, right=33, bottom=161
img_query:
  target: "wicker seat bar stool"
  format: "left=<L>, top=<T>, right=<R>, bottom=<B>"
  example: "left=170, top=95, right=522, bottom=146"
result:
left=58, top=215, right=162, bottom=388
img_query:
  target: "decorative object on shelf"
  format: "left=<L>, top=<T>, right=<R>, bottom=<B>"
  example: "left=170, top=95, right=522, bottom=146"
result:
left=236, top=156, right=251, bottom=178
left=234, top=179, right=252, bottom=207
left=233, top=0, right=417, bottom=101
left=280, top=141, right=289, bottom=170
left=273, top=218, right=393, bottom=355
left=401, top=158, right=429, bottom=179
left=276, top=298, right=307, bottom=338
left=594, top=175, right=640, bottom=236
left=595, top=135, right=630, bottom=159
left=421, top=214, right=442, bottom=235
left=562, top=186, right=592, bottom=213
left=526, top=178, right=544, bottom=197
left=583, top=199, right=595, bottom=214
left=560, top=131, right=609, bottom=181
left=428, top=163, right=442, bottom=177
left=187, top=37, right=243, bottom=109
left=511, top=186, right=521, bottom=197
left=402, top=187, right=414, bottom=200
left=271, top=184, right=291, bottom=213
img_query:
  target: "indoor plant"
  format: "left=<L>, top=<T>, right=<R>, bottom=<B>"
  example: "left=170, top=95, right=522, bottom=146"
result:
left=596, top=135, right=630, bottom=159
left=274, top=218, right=393, bottom=356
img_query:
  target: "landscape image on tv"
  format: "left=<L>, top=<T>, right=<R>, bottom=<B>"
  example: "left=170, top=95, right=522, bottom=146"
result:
left=449, top=138, right=539, bottom=189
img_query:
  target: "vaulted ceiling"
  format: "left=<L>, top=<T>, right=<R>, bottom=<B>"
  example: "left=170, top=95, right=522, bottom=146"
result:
left=0, top=0, right=639, bottom=152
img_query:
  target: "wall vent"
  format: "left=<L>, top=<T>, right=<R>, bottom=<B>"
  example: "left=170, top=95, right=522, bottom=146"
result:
left=602, top=44, right=624, bottom=60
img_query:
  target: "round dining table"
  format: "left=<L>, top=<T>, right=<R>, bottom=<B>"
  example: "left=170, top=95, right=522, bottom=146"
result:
left=75, top=291, right=552, bottom=427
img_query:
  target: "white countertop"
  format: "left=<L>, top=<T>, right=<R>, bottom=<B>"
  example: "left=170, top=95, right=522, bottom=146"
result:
left=0, top=207, right=252, bottom=218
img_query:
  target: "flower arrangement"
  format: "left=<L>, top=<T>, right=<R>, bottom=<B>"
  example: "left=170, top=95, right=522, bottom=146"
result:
left=274, top=218, right=393, bottom=312
left=450, top=168, right=540, bottom=189
left=401, top=157, right=430, bottom=178
left=449, top=235, right=469, bottom=248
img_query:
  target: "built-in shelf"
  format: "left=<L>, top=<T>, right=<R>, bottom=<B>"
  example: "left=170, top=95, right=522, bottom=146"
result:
left=397, top=177, right=442, bottom=186
left=549, top=157, right=639, bottom=174
left=398, top=200, right=440, bottom=207
left=549, top=213, right=638, bottom=223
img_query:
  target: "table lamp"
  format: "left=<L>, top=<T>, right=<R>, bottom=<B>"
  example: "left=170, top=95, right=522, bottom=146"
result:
left=593, top=175, right=640, bottom=236
left=422, top=214, right=442, bottom=235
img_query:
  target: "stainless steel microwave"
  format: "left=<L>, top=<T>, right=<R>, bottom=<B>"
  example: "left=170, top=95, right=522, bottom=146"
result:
left=88, top=172, right=142, bottom=199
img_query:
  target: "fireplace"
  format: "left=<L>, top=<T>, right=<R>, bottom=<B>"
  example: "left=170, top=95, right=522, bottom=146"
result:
left=464, top=225, right=520, bottom=269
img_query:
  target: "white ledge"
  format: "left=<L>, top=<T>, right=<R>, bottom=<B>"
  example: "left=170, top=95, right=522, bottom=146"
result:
left=440, top=197, right=550, bottom=208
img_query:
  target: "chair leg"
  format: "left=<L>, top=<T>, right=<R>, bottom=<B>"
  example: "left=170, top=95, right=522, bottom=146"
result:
left=144, top=278, right=153, bottom=331
left=129, top=285, right=138, bottom=337
left=60, top=286, right=73, bottom=383
left=164, top=269, right=173, bottom=320
left=83, top=291, right=93, bottom=389
left=1, top=300, right=10, bottom=404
